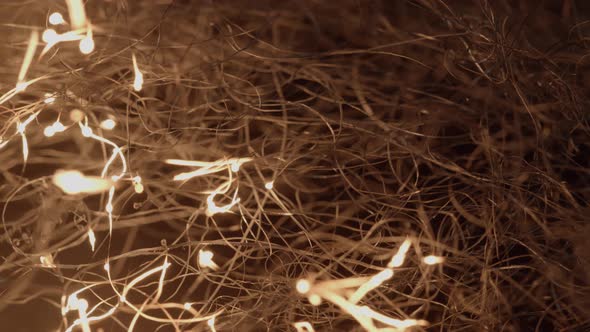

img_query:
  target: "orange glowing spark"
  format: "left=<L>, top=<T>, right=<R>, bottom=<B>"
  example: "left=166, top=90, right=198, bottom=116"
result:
left=16, top=111, right=40, bottom=164
left=388, top=238, right=412, bottom=268
left=153, top=256, right=168, bottom=303
left=69, top=109, right=85, bottom=122
left=296, top=279, right=311, bottom=294
left=198, top=249, right=219, bottom=270
left=106, top=186, right=115, bottom=235
left=423, top=255, right=444, bottom=265
left=66, top=0, right=87, bottom=30
left=206, top=188, right=240, bottom=216
left=40, top=254, right=56, bottom=268
left=88, top=229, right=96, bottom=251
left=297, top=237, right=428, bottom=331
left=132, top=53, right=143, bottom=92
left=64, top=293, right=117, bottom=332
left=348, top=269, right=394, bottom=304
left=52, top=169, right=114, bottom=195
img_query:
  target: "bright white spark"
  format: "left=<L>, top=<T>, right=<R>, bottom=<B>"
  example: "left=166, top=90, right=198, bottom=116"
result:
left=79, top=29, right=94, bottom=55
left=152, top=256, right=168, bottom=303
left=40, top=30, right=85, bottom=56
left=88, top=229, right=96, bottom=251
left=133, top=176, right=144, bottom=194
left=100, top=119, right=116, bottom=130
left=132, top=53, right=143, bottom=92
left=40, top=254, right=56, bottom=268
left=423, top=255, right=445, bottom=265
left=348, top=269, right=393, bottom=304
left=42, top=29, right=58, bottom=43
left=297, top=236, right=429, bottom=331
left=296, top=279, right=311, bottom=294
left=388, top=238, right=412, bottom=268
left=198, top=249, right=219, bottom=270
left=264, top=181, right=274, bottom=190
left=43, top=126, right=55, bottom=137
left=16, top=111, right=40, bottom=164
left=106, top=186, right=115, bottom=235
left=52, top=121, right=66, bottom=133
left=207, top=316, right=217, bottom=332
left=64, top=294, right=116, bottom=332
left=52, top=169, right=114, bottom=195
left=206, top=188, right=240, bottom=216
left=49, top=12, right=66, bottom=25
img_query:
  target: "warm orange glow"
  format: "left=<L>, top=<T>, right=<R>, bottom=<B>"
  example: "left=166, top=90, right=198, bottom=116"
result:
left=388, top=238, right=412, bottom=268
left=88, top=229, right=96, bottom=252
left=198, top=249, right=219, bottom=270
left=40, top=254, right=56, bottom=268
left=52, top=169, right=114, bottom=195
left=132, top=53, right=143, bottom=92
left=423, top=255, right=445, bottom=265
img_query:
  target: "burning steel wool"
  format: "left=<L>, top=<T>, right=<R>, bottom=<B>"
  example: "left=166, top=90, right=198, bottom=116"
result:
left=1, top=1, right=590, bottom=331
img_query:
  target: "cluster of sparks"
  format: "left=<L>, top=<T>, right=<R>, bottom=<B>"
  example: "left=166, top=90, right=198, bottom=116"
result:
left=0, top=2, right=447, bottom=331
left=295, top=239, right=443, bottom=332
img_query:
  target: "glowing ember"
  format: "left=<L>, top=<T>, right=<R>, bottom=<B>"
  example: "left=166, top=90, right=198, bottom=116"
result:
left=66, top=0, right=88, bottom=30
left=198, top=249, right=219, bottom=270
left=52, top=169, right=114, bottom=195
left=132, top=53, right=143, bottom=92
left=423, top=255, right=445, bottom=265
left=88, top=229, right=96, bottom=252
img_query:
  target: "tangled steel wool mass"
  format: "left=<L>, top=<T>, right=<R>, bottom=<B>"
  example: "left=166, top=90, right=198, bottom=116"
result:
left=1, top=1, right=590, bottom=331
